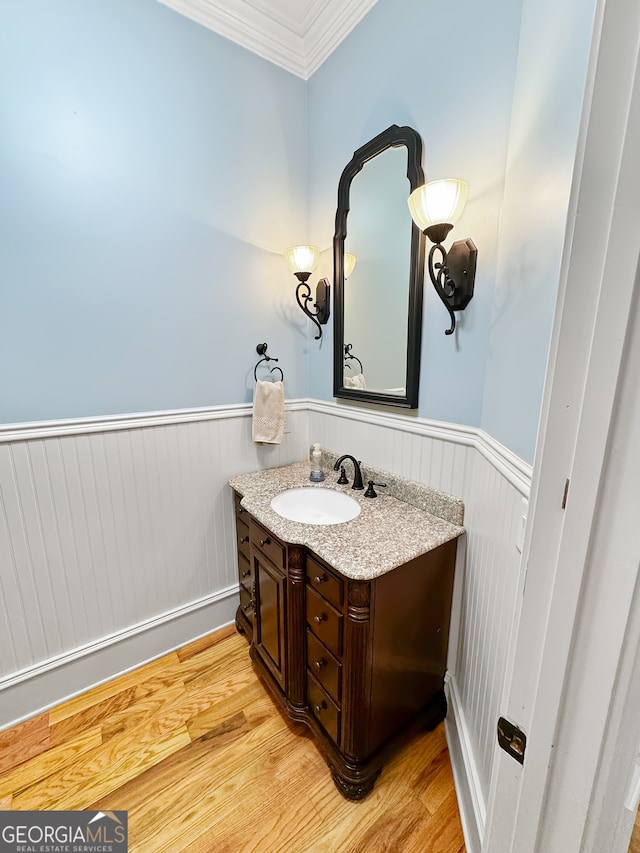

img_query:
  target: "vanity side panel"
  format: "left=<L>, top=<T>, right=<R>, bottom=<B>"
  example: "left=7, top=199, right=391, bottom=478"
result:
left=233, top=491, right=253, bottom=639
left=368, top=539, right=457, bottom=752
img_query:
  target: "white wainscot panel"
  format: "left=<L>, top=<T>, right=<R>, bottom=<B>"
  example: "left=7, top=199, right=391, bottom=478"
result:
left=0, top=404, right=309, bottom=728
left=0, top=394, right=530, bottom=853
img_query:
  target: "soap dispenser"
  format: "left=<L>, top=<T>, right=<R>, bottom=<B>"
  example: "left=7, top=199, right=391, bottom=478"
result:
left=309, top=443, right=325, bottom=482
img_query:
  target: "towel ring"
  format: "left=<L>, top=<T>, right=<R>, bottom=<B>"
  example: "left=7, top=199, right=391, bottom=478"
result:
left=254, top=343, right=284, bottom=382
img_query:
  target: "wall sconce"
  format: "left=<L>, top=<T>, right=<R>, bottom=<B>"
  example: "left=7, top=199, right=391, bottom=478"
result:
left=284, top=245, right=330, bottom=340
left=408, top=178, right=477, bottom=335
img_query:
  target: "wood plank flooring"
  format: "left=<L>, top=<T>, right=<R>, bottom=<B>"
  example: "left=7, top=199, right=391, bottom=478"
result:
left=630, top=809, right=640, bottom=853
left=0, top=626, right=466, bottom=852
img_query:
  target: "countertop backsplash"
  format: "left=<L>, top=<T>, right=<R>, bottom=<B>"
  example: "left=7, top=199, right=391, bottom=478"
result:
left=317, top=447, right=464, bottom=526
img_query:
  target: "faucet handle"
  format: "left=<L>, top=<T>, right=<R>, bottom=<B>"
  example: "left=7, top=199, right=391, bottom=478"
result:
left=337, top=466, right=349, bottom=485
left=364, top=480, right=387, bottom=499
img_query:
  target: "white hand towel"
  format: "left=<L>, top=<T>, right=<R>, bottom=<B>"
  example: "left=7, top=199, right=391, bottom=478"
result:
left=343, top=372, right=366, bottom=389
left=252, top=379, right=285, bottom=444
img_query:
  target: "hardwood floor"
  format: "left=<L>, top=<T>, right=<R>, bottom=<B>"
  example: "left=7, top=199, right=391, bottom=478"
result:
left=0, top=626, right=466, bottom=852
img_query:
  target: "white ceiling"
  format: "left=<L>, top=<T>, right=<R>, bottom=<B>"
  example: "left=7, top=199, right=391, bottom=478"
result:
left=157, top=0, right=379, bottom=79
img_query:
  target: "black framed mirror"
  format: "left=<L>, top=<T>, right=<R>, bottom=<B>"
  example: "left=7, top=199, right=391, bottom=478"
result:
left=333, top=125, right=426, bottom=408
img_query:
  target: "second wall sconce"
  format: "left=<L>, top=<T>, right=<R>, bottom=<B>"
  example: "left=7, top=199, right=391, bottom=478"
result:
left=408, top=178, right=477, bottom=335
left=284, top=245, right=330, bottom=340
left=344, top=253, right=357, bottom=279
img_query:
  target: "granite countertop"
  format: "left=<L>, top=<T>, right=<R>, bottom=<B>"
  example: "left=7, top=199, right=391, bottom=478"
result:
left=229, top=458, right=465, bottom=581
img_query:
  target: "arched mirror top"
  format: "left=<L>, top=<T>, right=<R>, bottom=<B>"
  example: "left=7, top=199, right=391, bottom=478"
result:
left=333, top=125, right=426, bottom=409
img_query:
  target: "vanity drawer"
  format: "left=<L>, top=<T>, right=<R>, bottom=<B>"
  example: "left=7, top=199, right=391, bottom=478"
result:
left=307, top=629, right=341, bottom=704
left=306, top=555, right=343, bottom=610
left=238, top=552, right=252, bottom=592
left=250, top=519, right=285, bottom=569
left=306, top=585, right=343, bottom=658
left=236, top=517, right=250, bottom=562
left=307, top=671, right=340, bottom=746
left=239, top=584, right=254, bottom=622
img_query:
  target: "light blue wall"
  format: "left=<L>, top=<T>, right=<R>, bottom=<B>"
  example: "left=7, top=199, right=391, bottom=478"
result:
left=307, top=0, right=525, bottom=427
left=0, top=0, right=307, bottom=424
left=307, top=0, right=597, bottom=463
left=480, top=0, right=597, bottom=461
left=1, top=0, right=598, bottom=463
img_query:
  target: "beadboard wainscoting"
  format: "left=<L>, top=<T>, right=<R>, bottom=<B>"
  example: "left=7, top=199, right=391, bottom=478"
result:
left=305, top=400, right=532, bottom=852
left=0, top=404, right=310, bottom=729
left=0, top=397, right=531, bottom=853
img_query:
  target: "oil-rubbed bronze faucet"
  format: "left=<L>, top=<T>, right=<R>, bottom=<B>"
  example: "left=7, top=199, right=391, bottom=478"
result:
left=333, top=455, right=364, bottom=490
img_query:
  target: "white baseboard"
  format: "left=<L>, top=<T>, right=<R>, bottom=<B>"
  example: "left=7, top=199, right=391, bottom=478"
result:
left=0, top=585, right=239, bottom=731
left=445, top=674, right=486, bottom=853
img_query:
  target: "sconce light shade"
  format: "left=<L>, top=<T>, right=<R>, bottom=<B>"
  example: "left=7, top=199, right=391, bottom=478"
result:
left=408, top=179, right=468, bottom=232
left=284, top=245, right=320, bottom=278
left=407, top=178, right=476, bottom=337
left=344, top=253, right=357, bottom=279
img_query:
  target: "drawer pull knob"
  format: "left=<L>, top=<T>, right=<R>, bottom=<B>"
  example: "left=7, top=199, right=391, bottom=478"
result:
left=314, top=613, right=327, bottom=624
left=314, top=574, right=327, bottom=584
left=315, top=658, right=326, bottom=670
left=259, top=538, right=271, bottom=547
left=238, top=507, right=245, bottom=514
left=240, top=536, right=249, bottom=544
left=315, top=701, right=327, bottom=714
left=241, top=570, right=251, bottom=578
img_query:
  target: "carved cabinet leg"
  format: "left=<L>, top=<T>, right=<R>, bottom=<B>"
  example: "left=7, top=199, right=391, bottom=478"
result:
left=331, top=768, right=381, bottom=801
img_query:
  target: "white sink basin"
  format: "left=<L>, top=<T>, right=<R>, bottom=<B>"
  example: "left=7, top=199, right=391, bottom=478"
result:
left=270, top=487, right=361, bottom=525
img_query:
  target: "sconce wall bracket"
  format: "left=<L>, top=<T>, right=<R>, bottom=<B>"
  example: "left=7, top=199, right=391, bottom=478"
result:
left=428, top=238, right=477, bottom=335
left=446, top=238, right=476, bottom=310
left=295, top=276, right=330, bottom=340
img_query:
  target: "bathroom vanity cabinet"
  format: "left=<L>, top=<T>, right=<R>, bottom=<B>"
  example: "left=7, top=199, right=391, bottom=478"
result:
left=232, top=488, right=458, bottom=800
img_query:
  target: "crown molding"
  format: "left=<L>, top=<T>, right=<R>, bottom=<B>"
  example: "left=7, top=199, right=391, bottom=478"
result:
left=303, top=0, right=379, bottom=77
left=156, top=0, right=379, bottom=79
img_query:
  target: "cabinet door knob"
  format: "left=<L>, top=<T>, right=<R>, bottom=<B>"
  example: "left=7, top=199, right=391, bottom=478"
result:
left=259, top=538, right=270, bottom=547
left=240, top=536, right=249, bottom=544
left=315, top=658, right=326, bottom=670
left=314, top=574, right=327, bottom=584
left=238, top=507, right=245, bottom=514
left=241, top=569, right=250, bottom=578
left=314, top=613, right=327, bottom=624
left=315, top=701, right=327, bottom=714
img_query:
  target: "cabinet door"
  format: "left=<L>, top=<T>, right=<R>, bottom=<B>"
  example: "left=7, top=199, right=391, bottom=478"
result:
left=255, top=553, right=287, bottom=691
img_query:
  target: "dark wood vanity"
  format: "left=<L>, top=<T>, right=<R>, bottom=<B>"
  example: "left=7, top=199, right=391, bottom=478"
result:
left=232, top=488, right=458, bottom=800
